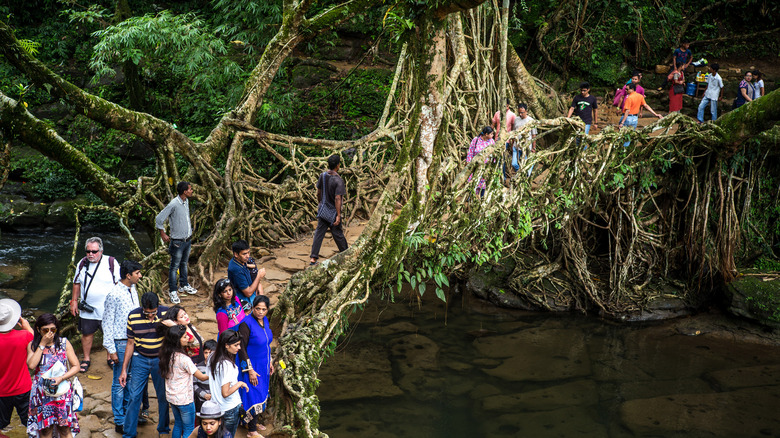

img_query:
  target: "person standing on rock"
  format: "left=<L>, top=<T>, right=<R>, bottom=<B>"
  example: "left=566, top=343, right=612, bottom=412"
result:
left=0, top=299, right=34, bottom=438
left=119, top=292, right=170, bottom=438
left=102, top=260, right=143, bottom=435
left=156, top=181, right=198, bottom=304
left=70, top=236, right=121, bottom=374
left=227, top=240, right=266, bottom=308
left=310, top=154, right=349, bottom=265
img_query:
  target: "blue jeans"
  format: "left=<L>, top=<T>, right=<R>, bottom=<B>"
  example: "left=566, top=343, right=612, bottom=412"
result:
left=171, top=403, right=196, bottom=438
left=112, top=341, right=132, bottom=427
left=622, top=115, right=638, bottom=147
left=223, top=405, right=241, bottom=438
left=168, top=239, right=192, bottom=292
left=123, top=354, right=169, bottom=438
left=697, top=97, right=718, bottom=122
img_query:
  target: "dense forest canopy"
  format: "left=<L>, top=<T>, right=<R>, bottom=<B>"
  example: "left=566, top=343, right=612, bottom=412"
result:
left=2, top=0, right=780, bottom=436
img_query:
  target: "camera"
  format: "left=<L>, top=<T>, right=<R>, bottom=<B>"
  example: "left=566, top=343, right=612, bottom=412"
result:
left=41, top=378, right=59, bottom=396
left=77, top=300, right=96, bottom=313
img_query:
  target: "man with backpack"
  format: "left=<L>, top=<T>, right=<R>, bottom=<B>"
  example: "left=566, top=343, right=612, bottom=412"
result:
left=310, top=154, right=349, bottom=265
left=70, top=236, right=121, bottom=373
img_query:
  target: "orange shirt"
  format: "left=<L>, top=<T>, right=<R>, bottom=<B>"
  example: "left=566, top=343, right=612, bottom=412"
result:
left=623, top=92, right=646, bottom=116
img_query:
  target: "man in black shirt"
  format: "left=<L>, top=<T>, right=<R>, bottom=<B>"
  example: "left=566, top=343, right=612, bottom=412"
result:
left=567, top=82, right=599, bottom=134
left=310, top=154, right=349, bottom=265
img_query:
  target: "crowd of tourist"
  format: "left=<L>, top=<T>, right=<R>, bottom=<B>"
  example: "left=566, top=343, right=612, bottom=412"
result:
left=470, top=44, right=770, bottom=182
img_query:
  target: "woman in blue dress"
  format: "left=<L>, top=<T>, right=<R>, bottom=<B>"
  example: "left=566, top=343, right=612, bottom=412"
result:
left=236, top=295, right=274, bottom=437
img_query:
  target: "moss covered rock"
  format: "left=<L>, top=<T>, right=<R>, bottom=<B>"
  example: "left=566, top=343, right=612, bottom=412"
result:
left=725, top=271, right=780, bottom=328
left=0, top=195, right=48, bottom=227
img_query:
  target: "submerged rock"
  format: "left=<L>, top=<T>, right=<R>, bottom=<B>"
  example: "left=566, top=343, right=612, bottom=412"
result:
left=481, top=380, right=598, bottom=413
left=482, top=406, right=607, bottom=437
left=318, top=342, right=403, bottom=401
left=473, top=328, right=591, bottom=382
left=389, top=334, right=443, bottom=398
left=620, top=386, right=780, bottom=436
left=0, top=263, right=31, bottom=287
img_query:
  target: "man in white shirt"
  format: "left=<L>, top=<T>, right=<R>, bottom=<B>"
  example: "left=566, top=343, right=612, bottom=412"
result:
left=513, top=103, right=538, bottom=176
left=102, top=260, right=143, bottom=434
left=70, top=236, right=120, bottom=373
left=697, top=63, right=724, bottom=123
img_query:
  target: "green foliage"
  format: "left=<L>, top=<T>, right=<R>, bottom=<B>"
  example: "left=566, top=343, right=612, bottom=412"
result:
left=754, top=257, right=780, bottom=271
left=11, top=154, right=82, bottom=202
left=90, top=10, right=241, bottom=89
left=211, top=0, right=282, bottom=52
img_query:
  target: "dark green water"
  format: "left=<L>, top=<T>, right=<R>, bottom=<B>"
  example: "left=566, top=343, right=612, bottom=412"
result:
left=319, top=294, right=780, bottom=437
left=0, top=231, right=153, bottom=312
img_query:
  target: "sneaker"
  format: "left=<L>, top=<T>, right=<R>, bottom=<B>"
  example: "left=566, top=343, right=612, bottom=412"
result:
left=179, top=285, right=198, bottom=295
left=169, top=289, right=181, bottom=304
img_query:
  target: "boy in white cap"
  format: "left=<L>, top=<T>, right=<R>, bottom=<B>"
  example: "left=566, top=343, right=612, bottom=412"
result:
left=0, top=299, right=34, bottom=438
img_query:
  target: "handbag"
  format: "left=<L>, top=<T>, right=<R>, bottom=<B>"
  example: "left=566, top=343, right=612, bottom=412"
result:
left=673, top=84, right=685, bottom=95
left=316, top=173, right=338, bottom=224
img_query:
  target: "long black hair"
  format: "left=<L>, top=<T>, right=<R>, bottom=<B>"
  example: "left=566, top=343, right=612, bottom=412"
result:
left=212, top=278, right=235, bottom=313
left=209, top=329, right=241, bottom=377
left=159, top=325, right=187, bottom=379
left=31, top=313, right=62, bottom=351
left=197, top=417, right=227, bottom=438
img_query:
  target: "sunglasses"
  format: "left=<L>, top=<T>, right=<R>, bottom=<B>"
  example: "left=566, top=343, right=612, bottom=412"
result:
left=40, top=327, right=57, bottom=334
left=143, top=310, right=158, bottom=316
left=85, top=250, right=101, bottom=254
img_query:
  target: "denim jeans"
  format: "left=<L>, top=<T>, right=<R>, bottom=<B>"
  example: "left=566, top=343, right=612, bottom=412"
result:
left=170, top=403, right=196, bottom=438
left=622, top=115, right=638, bottom=147
left=112, top=340, right=132, bottom=427
left=123, top=354, right=169, bottom=438
left=697, top=97, right=718, bottom=122
left=223, top=404, right=241, bottom=438
left=168, top=239, right=192, bottom=292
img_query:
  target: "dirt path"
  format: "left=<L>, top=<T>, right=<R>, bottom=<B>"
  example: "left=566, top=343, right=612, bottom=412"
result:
left=2, top=221, right=367, bottom=438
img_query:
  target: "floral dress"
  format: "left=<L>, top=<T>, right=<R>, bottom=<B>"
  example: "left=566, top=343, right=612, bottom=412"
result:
left=27, top=339, right=79, bottom=436
left=467, top=135, right=496, bottom=190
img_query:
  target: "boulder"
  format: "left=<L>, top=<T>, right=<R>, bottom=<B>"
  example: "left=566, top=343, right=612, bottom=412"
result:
left=705, top=364, right=780, bottom=391
left=318, top=342, right=402, bottom=401
left=619, top=295, right=690, bottom=322
left=45, top=199, right=82, bottom=227
left=0, top=196, right=49, bottom=227
left=724, top=271, right=780, bottom=328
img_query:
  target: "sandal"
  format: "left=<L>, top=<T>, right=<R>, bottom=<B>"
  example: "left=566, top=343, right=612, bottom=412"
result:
left=79, top=360, right=91, bottom=373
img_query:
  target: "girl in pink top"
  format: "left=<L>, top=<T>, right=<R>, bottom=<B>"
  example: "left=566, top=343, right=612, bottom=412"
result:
left=212, top=279, right=246, bottom=333
left=159, top=325, right=209, bottom=438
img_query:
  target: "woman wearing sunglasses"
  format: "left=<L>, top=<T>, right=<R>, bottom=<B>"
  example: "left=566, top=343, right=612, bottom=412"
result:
left=25, top=313, right=81, bottom=438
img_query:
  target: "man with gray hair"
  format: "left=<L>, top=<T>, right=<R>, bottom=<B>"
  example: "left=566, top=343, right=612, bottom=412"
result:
left=70, top=236, right=121, bottom=373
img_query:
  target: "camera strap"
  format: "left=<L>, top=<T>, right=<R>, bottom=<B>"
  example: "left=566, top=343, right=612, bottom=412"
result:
left=81, top=257, right=103, bottom=303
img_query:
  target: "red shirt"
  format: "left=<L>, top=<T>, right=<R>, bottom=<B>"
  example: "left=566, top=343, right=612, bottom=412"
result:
left=0, top=329, right=33, bottom=396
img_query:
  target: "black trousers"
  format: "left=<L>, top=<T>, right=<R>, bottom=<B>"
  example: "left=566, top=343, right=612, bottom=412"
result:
left=0, top=391, right=29, bottom=429
left=310, top=217, right=349, bottom=259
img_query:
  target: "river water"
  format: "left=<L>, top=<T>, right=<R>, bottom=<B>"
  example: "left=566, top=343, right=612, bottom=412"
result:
left=0, top=231, right=153, bottom=312
left=318, top=292, right=780, bottom=437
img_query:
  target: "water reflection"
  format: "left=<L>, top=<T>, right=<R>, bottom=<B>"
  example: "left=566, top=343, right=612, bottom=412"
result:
left=0, top=231, right=154, bottom=312
left=319, top=293, right=780, bottom=437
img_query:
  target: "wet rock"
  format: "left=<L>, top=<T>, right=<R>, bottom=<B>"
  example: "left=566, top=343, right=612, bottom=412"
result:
left=318, top=342, right=402, bottom=401
left=470, top=383, right=502, bottom=399
left=0, top=196, right=49, bottom=227
left=482, top=406, right=607, bottom=437
left=0, top=263, right=31, bottom=287
left=45, top=199, right=83, bottom=227
left=473, top=328, right=591, bottom=382
left=620, top=386, right=780, bottom=436
left=705, top=364, right=780, bottom=391
left=481, top=380, right=598, bottom=413
left=619, top=295, right=690, bottom=322
left=724, top=271, right=780, bottom=328
left=1, top=288, right=27, bottom=301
